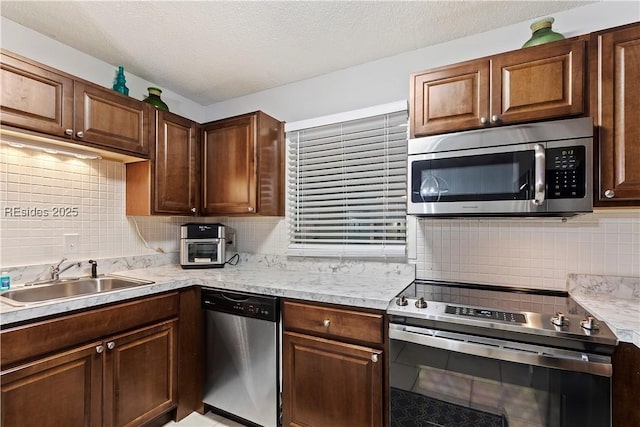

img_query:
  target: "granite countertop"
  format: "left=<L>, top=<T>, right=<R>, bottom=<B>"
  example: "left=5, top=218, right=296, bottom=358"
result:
left=568, top=274, right=640, bottom=348
left=0, top=255, right=416, bottom=327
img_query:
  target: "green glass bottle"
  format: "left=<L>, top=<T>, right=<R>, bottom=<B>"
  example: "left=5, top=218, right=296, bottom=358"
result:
left=522, top=17, right=565, bottom=48
left=143, top=87, right=169, bottom=111
left=112, top=66, right=129, bottom=95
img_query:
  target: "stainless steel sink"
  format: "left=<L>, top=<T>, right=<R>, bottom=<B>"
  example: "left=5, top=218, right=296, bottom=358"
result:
left=0, top=276, right=154, bottom=306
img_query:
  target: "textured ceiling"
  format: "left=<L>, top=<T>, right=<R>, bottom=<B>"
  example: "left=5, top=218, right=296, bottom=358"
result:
left=1, top=1, right=593, bottom=106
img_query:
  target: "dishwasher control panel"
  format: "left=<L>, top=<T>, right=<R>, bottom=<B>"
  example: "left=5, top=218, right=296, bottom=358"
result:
left=202, top=289, right=279, bottom=322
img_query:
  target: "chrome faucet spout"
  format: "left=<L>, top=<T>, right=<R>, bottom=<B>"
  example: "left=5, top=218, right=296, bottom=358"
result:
left=50, top=259, right=81, bottom=281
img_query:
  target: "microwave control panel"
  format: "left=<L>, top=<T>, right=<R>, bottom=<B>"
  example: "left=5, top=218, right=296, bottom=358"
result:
left=546, top=146, right=585, bottom=199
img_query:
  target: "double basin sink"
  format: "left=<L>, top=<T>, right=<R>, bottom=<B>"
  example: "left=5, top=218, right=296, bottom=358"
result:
left=0, top=276, right=154, bottom=306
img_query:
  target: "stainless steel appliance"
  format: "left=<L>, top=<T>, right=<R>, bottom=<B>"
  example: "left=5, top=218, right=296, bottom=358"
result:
left=407, top=117, right=593, bottom=217
left=387, top=280, right=618, bottom=427
left=202, top=289, right=279, bottom=427
left=180, top=223, right=235, bottom=269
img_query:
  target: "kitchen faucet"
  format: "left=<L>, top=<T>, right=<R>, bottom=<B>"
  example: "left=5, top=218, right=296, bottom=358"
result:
left=49, top=257, right=81, bottom=281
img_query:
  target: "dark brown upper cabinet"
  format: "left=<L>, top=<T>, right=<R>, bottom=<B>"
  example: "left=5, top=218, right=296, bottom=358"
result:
left=410, top=38, right=586, bottom=137
left=201, top=111, right=284, bottom=216
left=590, top=22, right=640, bottom=206
left=126, top=110, right=200, bottom=216
left=1, top=49, right=150, bottom=158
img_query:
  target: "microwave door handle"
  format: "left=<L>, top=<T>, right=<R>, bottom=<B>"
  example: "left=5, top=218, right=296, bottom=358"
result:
left=533, top=144, right=545, bottom=206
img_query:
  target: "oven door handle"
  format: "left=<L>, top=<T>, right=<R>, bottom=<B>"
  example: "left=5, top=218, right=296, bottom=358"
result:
left=389, top=326, right=612, bottom=377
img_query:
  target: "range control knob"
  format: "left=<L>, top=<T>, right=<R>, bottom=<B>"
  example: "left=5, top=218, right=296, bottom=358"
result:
left=580, top=316, right=599, bottom=331
left=551, top=312, right=567, bottom=327
left=396, top=295, right=408, bottom=306
left=415, top=297, right=428, bottom=309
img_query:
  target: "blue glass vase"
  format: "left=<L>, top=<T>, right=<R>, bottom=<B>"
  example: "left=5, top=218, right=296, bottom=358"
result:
left=112, top=66, right=129, bottom=95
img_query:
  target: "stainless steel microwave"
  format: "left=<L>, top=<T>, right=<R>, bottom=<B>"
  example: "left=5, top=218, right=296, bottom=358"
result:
left=407, top=117, right=593, bottom=217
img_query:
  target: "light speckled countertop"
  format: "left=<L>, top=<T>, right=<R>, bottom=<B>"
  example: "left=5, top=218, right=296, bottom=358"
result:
left=568, top=274, right=640, bottom=348
left=0, top=255, right=415, bottom=327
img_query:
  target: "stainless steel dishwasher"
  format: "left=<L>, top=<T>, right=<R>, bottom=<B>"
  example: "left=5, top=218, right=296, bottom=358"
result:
left=202, top=288, right=280, bottom=427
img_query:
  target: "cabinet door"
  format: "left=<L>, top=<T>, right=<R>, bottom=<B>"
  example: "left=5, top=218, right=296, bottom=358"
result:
left=0, top=342, right=102, bottom=427
left=491, top=39, right=585, bottom=124
left=74, top=81, right=150, bottom=157
left=154, top=110, right=199, bottom=214
left=410, top=60, right=490, bottom=137
left=282, top=331, right=383, bottom=427
left=0, top=50, right=74, bottom=137
left=103, top=320, right=177, bottom=427
left=201, top=114, right=256, bottom=214
left=592, top=24, right=640, bottom=204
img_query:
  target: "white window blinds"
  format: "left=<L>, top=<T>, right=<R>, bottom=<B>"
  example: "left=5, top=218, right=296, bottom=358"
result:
left=286, top=106, right=408, bottom=258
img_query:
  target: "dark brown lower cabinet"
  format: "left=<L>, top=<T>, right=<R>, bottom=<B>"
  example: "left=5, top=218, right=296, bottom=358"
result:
left=103, top=320, right=177, bottom=427
left=1, top=342, right=102, bottom=427
left=282, top=331, right=383, bottom=427
left=0, top=292, right=182, bottom=427
left=613, top=342, right=640, bottom=427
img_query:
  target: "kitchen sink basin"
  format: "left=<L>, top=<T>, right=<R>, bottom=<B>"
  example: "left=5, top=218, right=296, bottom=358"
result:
left=0, top=276, right=154, bottom=306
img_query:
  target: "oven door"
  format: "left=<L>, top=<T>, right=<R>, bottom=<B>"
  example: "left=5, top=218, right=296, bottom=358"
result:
left=389, top=324, right=611, bottom=427
left=180, top=238, right=224, bottom=267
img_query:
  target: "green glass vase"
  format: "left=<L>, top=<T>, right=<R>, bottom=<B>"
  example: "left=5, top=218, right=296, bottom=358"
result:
left=143, top=87, right=169, bottom=111
left=522, top=17, right=565, bottom=48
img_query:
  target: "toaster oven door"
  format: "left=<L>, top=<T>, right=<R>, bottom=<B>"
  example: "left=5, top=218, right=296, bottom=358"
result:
left=181, top=239, right=224, bottom=267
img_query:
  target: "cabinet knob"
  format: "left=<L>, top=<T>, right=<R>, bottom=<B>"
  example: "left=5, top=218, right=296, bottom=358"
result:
left=76, top=131, right=84, bottom=138
left=65, top=129, right=74, bottom=136
left=491, top=115, right=501, bottom=123
left=604, top=189, right=615, bottom=199
left=480, top=117, right=488, bottom=124
left=323, top=319, right=330, bottom=328
left=371, top=354, right=379, bottom=363
left=247, top=206, right=254, bottom=212
left=190, top=207, right=197, bottom=213
left=96, top=345, right=104, bottom=354
left=107, top=341, right=115, bottom=350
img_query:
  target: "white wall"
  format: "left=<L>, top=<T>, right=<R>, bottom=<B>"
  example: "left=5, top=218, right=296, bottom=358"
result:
left=0, top=17, right=205, bottom=122
left=204, top=2, right=640, bottom=123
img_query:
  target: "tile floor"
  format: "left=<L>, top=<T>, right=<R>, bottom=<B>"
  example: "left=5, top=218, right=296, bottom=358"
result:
left=163, top=411, right=246, bottom=427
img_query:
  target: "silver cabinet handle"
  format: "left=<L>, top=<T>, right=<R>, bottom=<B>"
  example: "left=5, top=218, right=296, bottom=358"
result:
left=533, top=144, right=546, bottom=206
left=96, top=345, right=104, bottom=354
left=480, top=117, right=488, bottom=124
left=65, top=129, right=74, bottom=136
left=247, top=206, right=254, bottom=212
left=604, top=189, right=615, bottom=199
left=76, top=131, right=84, bottom=138
left=371, top=354, right=378, bottom=363
left=491, top=115, right=501, bottom=122
left=107, top=341, right=115, bottom=350
left=190, top=207, right=197, bottom=213
left=323, top=319, right=330, bottom=327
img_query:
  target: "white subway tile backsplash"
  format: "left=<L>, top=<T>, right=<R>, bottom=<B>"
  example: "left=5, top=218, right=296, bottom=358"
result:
left=416, top=211, right=640, bottom=290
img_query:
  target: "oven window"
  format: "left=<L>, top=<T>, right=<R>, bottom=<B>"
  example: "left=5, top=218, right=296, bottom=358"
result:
left=389, top=340, right=610, bottom=427
left=187, top=243, right=220, bottom=263
left=411, top=151, right=534, bottom=203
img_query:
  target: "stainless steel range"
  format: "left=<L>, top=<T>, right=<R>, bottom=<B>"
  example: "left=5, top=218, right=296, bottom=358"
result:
left=387, top=280, right=618, bottom=427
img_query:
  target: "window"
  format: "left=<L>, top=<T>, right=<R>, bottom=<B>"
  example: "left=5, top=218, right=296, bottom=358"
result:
left=286, top=102, right=408, bottom=258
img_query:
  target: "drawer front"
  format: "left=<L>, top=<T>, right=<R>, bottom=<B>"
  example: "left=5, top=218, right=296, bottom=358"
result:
left=283, top=300, right=384, bottom=345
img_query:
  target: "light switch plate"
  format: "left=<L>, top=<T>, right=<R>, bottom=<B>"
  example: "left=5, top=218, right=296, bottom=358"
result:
left=64, top=233, right=79, bottom=254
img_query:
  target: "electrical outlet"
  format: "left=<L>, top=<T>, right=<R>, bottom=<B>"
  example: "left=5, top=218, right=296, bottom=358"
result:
left=64, top=233, right=79, bottom=254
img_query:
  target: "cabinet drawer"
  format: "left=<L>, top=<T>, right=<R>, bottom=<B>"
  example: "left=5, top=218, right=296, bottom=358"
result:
left=283, top=300, right=384, bottom=345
